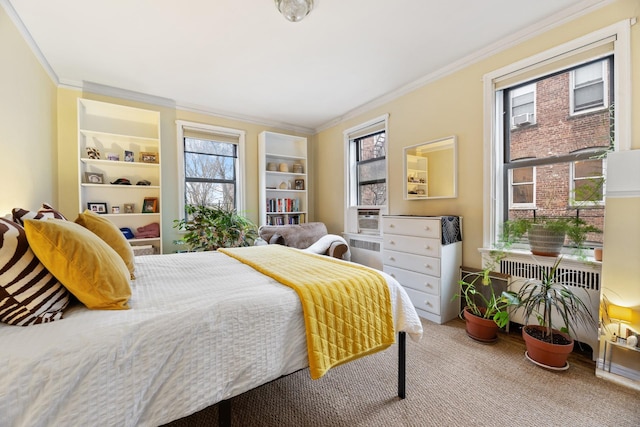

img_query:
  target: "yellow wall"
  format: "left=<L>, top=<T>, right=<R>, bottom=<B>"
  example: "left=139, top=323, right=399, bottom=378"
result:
left=313, top=0, right=640, bottom=270
left=0, top=5, right=57, bottom=214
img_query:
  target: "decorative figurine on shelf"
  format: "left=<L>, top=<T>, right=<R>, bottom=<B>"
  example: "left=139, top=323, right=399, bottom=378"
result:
left=86, top=147, right=101, bottom=159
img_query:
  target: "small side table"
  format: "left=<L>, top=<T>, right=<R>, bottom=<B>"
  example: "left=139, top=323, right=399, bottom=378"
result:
left=602, top=339, right=640, bottom=376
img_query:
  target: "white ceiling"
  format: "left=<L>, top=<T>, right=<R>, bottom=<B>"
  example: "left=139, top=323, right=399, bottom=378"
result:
left=5, top=0, right=608, bottom=133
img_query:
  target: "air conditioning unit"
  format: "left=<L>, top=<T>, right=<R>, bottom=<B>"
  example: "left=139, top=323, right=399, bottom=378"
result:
left=512, top=113, right=534, bottom=127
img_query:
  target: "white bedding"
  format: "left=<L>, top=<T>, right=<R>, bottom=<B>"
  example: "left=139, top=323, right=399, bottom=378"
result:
left=0, top=251, right=422, bottom=427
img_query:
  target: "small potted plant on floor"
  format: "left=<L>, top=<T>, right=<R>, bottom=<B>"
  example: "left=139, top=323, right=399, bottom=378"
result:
left=455, top=250, right=512, bottom=342
left=505, top=256, right=597, bottom=369
left=173, top=204, right=258, bottom=251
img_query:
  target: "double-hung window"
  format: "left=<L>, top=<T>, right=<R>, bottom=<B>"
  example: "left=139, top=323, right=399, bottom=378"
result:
left=176, top=121, right=245, bottom=218
left=483, top=22, right=631, bottom=252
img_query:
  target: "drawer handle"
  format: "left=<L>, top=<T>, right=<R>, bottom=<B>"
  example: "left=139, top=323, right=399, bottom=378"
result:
left=424, top=264, right=432, bottom=269
left=424, top=226, right=430, bottom=231
left=389, top=240, right=395, bottom=245
left=424, top=282, right=432, bottom=288
left=389, top=256, right=396, bottom=261
left=424, top=245, right=431, bottom=250
left=425, top=301, right=432, bottom=306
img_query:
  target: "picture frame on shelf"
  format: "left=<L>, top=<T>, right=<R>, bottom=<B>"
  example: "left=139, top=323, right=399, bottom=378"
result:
left=124, top=150, right=134, bottom=162
left=107, top=152, right=120, bottom=161
left=140, top=152, right=158, bottom=164
left=86, top=147, right=100, bottom=159
left=84, top=172, right=104, bottom=184
left=111, top=206, right=120, bottom=214
left=124, top=203, right=135, bottom=214
left=87, top=202, right=108, bottom=214
left=294, top=179, right=305, bottom=190
left=142, top=197, right=158, bottom=213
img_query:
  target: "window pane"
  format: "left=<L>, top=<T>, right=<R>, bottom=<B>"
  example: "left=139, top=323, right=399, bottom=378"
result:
left=575, top=62, right=602, bottom=84
left=575, top=83, right=604, bottom=110
left=185, top=153, right=235, bottom=180
left=574, top=178, right=604, bottom=202
left=185, top=182, right=235, bottom=207
left=185, top=138, right=236, bottom=156
left=357, top=159, right=385, bottom=183
left=512, top=184, right=533, bottom=204
left=575, top=159, right=603, bottom=178
left=512, top=167, right=533, bottom=183
left=359, top=183, right=386, bottom=206
left=358, top=133, right=386, bottom=161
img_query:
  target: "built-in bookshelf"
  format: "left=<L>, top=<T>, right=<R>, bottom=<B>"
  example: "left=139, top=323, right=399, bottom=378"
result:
left=258, top=131, right=308, bottom=227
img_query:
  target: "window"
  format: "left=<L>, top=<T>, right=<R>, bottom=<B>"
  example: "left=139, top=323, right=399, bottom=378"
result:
left=509, top=166, right=536, bottom=208
left=176, top=121, right=245, bottom=218
left=510, top=84, right=536, bottom=127
left=355, top=131, right=386, bottom=206
left=343, top=114, right=389, bottom=234
left=571, top=60, right=608, bottom=114
left=483, top=21, right=631, bottom=252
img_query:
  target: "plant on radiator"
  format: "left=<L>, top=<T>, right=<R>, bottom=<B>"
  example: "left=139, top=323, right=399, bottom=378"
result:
left=173, top=204, right=258, bottom=251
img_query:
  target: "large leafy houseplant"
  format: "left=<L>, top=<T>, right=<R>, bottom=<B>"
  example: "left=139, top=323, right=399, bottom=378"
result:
left=173, top=204, right=258, bottom=251
left=505, top=256, right=597, bottom=368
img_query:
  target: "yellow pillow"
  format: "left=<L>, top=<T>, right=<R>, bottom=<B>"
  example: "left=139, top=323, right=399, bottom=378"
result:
left=75, top=209, right=136, bottom=279
left=24, top=219, right=131, bottom=310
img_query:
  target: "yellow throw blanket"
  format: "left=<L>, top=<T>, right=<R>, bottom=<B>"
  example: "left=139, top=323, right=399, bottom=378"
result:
left=219, top=245, right=395, bottom=379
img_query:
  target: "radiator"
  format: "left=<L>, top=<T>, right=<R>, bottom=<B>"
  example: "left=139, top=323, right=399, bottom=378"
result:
left=484, top=251, right=601, bottom=360
left=345, top=233, right=383, bottom=270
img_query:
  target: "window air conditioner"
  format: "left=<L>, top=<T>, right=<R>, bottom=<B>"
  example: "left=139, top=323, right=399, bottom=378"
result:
left=512, top=113, right=534, bottom=127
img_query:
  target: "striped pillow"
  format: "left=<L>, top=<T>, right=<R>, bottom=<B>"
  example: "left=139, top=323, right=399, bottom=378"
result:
left=12, top=203, right=67, bottom=225
left=0, top=218, right=71, bottom=326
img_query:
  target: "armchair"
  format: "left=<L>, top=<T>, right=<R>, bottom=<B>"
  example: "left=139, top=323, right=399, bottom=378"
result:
left=257, top=222, right=350, bottom=260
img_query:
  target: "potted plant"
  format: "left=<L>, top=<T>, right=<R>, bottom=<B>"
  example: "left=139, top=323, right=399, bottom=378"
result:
left=173, top=204, right=258, bottom=251
left=503, top=216, right=600, bottom=258
left=455, top=250, right=511, bottom=342
left=506, top=256, right=597, bottom=369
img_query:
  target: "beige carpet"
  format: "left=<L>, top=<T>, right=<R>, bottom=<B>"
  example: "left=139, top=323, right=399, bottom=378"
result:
left=167, top=318, right=639, bottom=427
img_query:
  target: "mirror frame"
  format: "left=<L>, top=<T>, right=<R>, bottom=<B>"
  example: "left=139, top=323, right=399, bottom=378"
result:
left=403, top=136, right=458, bottom=200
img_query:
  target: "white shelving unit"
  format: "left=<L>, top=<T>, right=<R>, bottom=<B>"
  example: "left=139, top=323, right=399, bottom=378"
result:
left=406, top=154, right=428, bottom=199
left=258, top=131, right=308, bottom=227
left=77, top=98, right=162, bottom=254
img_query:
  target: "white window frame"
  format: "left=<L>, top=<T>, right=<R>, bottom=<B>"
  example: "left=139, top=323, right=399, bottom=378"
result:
left=508, top=166, right=536, bottom=209
left=175, top=120, right=246, bottom=220
left=482, top=20, right=631, bottom=249
left=343, top=114, right=389, bottom=234
left=570, top=60, right=609, bottom=115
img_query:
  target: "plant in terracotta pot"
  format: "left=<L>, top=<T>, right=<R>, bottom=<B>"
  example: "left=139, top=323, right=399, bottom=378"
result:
left=505, top=256, right=597, bottom=369
left=454, top=250, right=512, bottom=342
left=173, top=204, right=258, bottom=251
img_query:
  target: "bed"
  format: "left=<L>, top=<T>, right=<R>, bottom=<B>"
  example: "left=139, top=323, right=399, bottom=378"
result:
left=0, top=247, right=423, bottom=427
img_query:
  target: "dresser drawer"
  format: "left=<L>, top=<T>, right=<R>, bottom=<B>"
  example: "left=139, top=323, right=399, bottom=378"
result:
left=382, top=217, right=440, bottom=239
left=383, top=234, right=440, bottom=257
left=403, top=287, right=440, bottom=315
left=383, top=265, right=440, bottom=296
left=383, top=249, right=441, bottom=276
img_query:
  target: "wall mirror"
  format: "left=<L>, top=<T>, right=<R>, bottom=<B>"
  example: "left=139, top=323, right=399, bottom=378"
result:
left=404, top=136, right=457, bottom=200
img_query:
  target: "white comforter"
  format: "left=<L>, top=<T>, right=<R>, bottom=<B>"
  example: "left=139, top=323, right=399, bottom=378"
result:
left=0, top=251, right=423, bottom=427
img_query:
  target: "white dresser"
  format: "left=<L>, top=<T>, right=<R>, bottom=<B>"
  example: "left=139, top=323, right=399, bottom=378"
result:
left=382, top=215, right=462, bottom=324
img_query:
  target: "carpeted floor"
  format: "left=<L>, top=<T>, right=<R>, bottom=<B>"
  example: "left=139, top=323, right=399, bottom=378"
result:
left=167, top=317, right=640, bottom=427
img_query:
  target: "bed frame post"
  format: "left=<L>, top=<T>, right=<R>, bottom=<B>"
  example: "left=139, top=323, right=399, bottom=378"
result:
left=398, top=331, right=406, bottom=399
left=219, top=399, right=231, bottom=427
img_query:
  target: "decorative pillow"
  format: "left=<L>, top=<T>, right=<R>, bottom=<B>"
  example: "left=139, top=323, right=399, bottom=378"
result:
left=0, top=218, right=71, bottom=326
left=75, top=209, right=136, bottom=279
left=12, top=203, right=67, bottom=225
left=24, top=219, right=131, bottom=310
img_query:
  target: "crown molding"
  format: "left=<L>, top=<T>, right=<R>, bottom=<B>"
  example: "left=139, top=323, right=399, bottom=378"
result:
left=314, top=0, right=614, bottom=133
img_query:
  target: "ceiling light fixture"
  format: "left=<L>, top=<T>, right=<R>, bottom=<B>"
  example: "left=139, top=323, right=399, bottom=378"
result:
left=275, top=0, right=314, bottom=23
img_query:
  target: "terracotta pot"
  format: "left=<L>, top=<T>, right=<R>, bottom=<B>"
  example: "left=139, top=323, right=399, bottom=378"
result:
left=463, top=307, right=499, bottom=342
left=522, top=324, right=574, bottom=368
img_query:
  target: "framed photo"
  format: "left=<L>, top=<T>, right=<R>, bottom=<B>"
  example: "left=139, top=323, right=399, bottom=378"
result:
left=84, top=172, right=104, bottom=184
left=111, top=206, right=120, bottom=214
left=87, top=202, right=108, bottom=214
left=140, top=152, right=158, bottom=164
left=107, top=152, right=120, bottom=161
left=124, top=203, right=135, bottom=214
left=294, top=179, right=305, bottom=190
left=124, top=150, right=134, bottom=162
left=142, top=197, right=158, bottom=213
